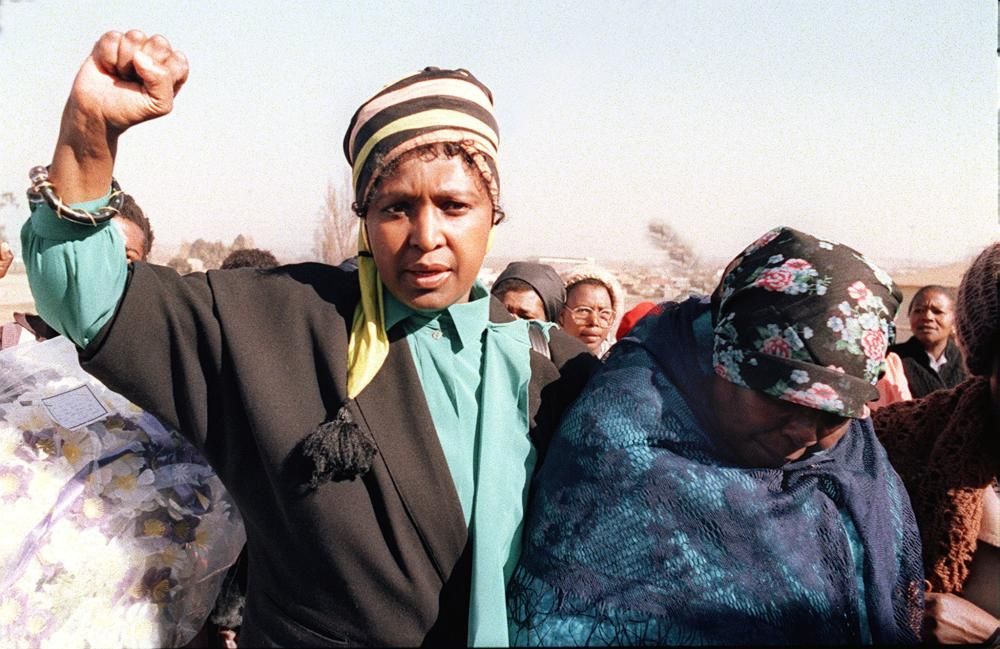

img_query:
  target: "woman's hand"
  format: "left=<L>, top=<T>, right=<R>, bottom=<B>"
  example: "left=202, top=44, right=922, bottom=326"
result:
left=67, top=30, right=189, bottom=136
left=50, top=30, right=189, bottom=203
left=924, top=591, right=1000, bottom=644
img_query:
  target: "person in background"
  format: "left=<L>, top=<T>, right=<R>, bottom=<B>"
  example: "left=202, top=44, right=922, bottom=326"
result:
left=21, top=30, right=596, bottom=647
left=220, top=247, right=279, bottom=270
left=560, top=265, right=624, bottom=357
left=615, top=300, right=658, bottom=341
left=889, top=285, right=967, bottom=397
left=874, top=242, right=1000, bottom=645
left=114, top=192, right=155, bottom=263
left=508, top=226, right=923, bottom=645
left=6, top=195, right=152, bottom=272
left=1, top=194, right=152, bottom=350
left=491, top=261, right=565, bottom=322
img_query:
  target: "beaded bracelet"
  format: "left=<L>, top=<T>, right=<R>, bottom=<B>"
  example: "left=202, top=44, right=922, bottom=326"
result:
left=27, top=165, right=124, bottom=226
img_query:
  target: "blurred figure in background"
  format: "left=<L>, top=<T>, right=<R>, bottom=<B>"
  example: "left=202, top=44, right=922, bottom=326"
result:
left=889, top=285, right=967, bottom=397
left=560, top=265, right=624, bottom=357
left=874, top=243, right=1000, bottom=645
left=115, top=193, right=155, bottom=263
left=615, top=300, right=658, bottom=341
left=220, top=247, right=279, bottom=270
left=491, top=261, right=564, bottom=322
left=2, top=194, right=152, bottom=350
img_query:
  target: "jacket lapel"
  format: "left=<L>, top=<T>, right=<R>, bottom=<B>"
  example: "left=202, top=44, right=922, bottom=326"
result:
left=352, top=330, right=468, bottom=579
left=351, top=300, right=543, bottom=580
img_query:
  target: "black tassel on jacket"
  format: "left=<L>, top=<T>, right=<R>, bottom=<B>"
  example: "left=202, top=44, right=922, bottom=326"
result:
left=288, top=401, right=377, bottom=491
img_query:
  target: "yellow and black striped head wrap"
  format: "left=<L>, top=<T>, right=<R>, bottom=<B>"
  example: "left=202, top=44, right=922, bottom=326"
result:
left=344, top=67, right=500, bottom=213
left=343, top=67, right=501, bottom=397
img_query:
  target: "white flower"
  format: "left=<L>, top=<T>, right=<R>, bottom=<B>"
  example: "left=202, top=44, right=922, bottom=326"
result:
left=845, top=318, right=863, bottom=339
left=802, top=326, right=813, bottom=339
left=0, top=592, right=24, bottom=626
left=864, top=294, right=887, bottom=312
left=857, top=312, right=880, bottom=331
left=118, top=601, right=165, bottom=648
left=790, top=369, right=810, bottom=384
left=0, top=428, right=23, bottom=460
left=767, top=254, right=784, bottom=264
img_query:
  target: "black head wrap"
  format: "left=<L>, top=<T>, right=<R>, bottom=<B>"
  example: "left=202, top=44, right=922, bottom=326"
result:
left=493, top=262, right=566, bottom=322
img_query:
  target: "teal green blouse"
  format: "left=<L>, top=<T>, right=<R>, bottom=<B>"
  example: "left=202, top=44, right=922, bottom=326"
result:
left=384, top=285, right=542, bottom=646
left=21, top=191, right=124, bottom=347
left=23, top=197, right=540, bottom=647
left=385, top=288, right=491, bottom=526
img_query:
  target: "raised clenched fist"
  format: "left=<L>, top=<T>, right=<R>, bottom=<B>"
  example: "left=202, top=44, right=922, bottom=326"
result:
left=68, top=30, right=189, bottom=134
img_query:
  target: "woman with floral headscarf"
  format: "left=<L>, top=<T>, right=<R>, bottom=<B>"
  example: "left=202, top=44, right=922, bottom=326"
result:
left=508, top=227, right=924, bottom=645
left=19, top=30, right=596, bottom=647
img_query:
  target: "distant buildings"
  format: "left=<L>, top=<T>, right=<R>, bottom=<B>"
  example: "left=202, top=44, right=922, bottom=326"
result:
left=481, top=249, right=721, bottom=310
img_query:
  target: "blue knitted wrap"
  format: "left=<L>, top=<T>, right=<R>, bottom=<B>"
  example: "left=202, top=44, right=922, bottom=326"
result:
left=508, top=297, right=923, bottom=645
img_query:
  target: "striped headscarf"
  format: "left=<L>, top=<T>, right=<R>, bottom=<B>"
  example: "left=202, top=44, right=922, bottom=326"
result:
left=343, top=67, right=501, bottom=398
left=344, top=66, right=500, bottom=212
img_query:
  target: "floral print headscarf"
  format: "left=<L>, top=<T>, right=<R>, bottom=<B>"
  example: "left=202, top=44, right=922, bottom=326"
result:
left=712, top=226, right=902, bottom=419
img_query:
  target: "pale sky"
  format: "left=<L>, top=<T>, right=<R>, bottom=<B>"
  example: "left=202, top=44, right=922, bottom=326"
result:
left=0, top=0, right=996, bottom=267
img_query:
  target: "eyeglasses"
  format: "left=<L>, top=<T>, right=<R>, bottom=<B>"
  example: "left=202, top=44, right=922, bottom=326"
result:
left=565, top=305, right=615, bottom=327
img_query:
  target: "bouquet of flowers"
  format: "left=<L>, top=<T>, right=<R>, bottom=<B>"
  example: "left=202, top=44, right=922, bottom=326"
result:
left=0, top=337, right=245, bottom=648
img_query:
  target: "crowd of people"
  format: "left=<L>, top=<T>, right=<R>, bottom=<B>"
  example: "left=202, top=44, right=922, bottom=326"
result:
left=0, top=28, right=997, bottom=648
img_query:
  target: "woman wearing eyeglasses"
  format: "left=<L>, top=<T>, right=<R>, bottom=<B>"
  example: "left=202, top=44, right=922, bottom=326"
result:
left=559, top=266, right=624, bottom=357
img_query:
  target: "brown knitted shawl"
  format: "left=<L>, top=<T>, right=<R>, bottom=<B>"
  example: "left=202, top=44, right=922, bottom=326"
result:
left=873, top=376, right=998, bottom=594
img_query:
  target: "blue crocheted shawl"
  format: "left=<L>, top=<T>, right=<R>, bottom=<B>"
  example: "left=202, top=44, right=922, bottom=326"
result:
left=508, top=297, right=923, bottom=645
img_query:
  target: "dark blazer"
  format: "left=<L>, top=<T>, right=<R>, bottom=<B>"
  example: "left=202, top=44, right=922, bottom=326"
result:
left=80, top=262, right=597, bottom=647
left=888, top=336, right=967, bottom=399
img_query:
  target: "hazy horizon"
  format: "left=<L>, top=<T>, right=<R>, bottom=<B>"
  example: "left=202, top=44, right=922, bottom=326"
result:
left=1, top=1, right=997, bottom=269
